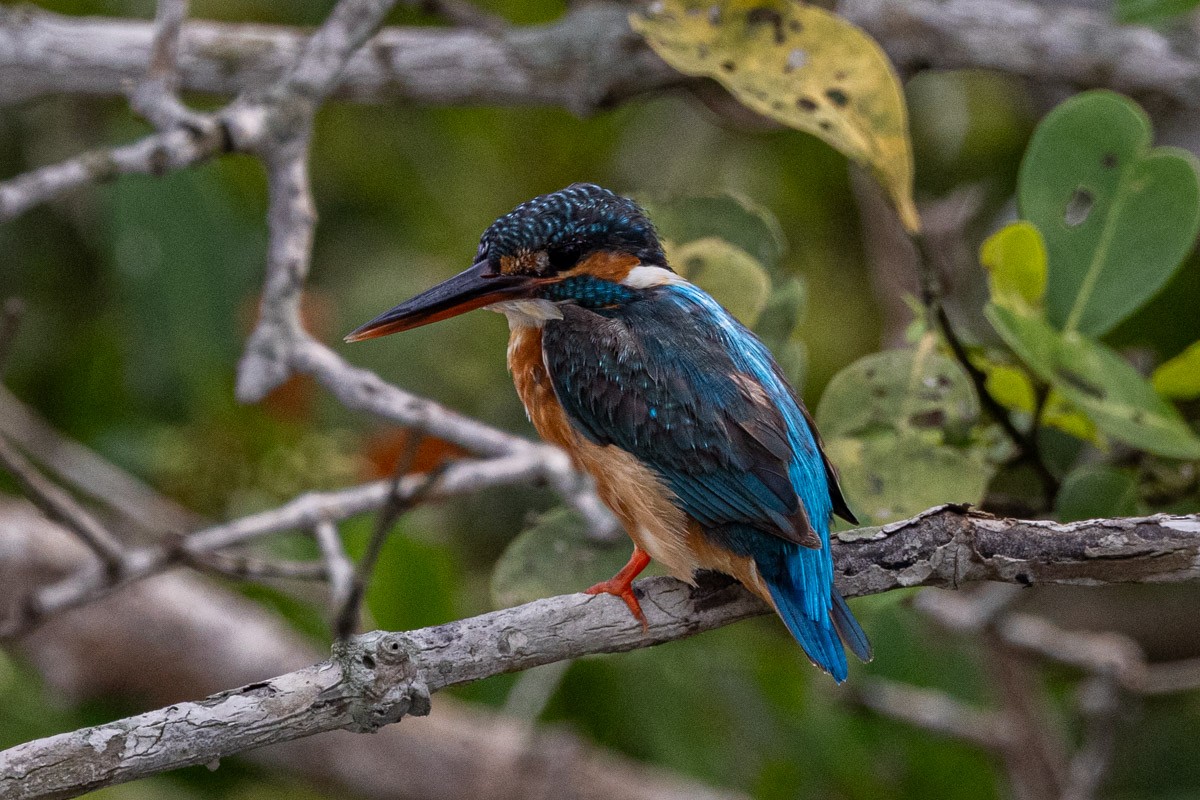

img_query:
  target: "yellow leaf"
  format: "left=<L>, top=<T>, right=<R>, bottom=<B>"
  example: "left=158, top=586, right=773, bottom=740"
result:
left=981, top=222, right=1048, bottom=312
left=978, top=358, right=1100, bottom=444
left=1152, top=340, right=1200, bottom=399
left=1043, top=390, right=1100, bottom=444
left=984, top=363, right=1036, bottom=413
left=631, top=0, right=920, bottom=232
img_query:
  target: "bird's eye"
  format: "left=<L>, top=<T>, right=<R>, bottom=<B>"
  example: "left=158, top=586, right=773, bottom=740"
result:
left=547, top=246, right=579, bottom=272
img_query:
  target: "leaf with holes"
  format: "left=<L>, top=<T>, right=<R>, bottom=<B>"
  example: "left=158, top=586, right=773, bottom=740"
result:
left=824, top=434, right=994, bottom=525
left=669, top=237, right=772, bottom=326
left=491, top=508, right=649, bottom=608
left=1018, top=90, right=1200, bottom=335
left=987, top=303, right=1200, bottom=459
left=816, top=338, right=993, bottom=524
left=631, top=0, right=919, bottom=231
left=1152, top=340, right=1200, bottom=399
left=815, top=338, right=979, bottom=442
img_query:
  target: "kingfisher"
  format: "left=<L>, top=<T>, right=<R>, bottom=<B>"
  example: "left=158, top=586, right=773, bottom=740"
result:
left=346, top=184, right=870, bottom=682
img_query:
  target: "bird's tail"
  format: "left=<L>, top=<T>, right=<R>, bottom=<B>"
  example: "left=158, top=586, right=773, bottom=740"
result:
left=760, top=549, right=872, bottom=684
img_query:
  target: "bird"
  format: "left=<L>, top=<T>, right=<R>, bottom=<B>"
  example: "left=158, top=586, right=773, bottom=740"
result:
left=346, top=183, right=870, bottom=682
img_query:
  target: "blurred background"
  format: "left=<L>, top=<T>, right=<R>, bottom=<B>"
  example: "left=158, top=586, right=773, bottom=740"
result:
left=3, top=0, right=1200, bottom=798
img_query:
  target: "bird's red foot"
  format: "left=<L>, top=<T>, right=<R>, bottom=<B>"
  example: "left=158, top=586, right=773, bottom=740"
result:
left=585, top=547, right=651, bottom=631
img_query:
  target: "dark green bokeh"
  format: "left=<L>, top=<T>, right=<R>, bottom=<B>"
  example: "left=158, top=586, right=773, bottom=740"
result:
left=4, top=1, right=1200, bottom=798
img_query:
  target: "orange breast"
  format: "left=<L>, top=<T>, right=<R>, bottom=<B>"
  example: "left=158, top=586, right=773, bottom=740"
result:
left=506, top=324, right=773, bottom=604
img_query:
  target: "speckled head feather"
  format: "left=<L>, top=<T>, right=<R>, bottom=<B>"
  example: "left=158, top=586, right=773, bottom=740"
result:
left=477, top=184, right=667, bottom=275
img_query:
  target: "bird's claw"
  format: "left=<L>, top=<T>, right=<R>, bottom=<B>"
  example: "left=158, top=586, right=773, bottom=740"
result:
left=585, top=579, right=648, bottom=632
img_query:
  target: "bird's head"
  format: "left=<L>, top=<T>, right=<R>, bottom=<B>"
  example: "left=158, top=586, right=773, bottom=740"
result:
left=345, top=184, right=671, bottom=341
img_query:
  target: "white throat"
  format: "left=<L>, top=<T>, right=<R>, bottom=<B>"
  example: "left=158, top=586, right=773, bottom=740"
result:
left=488, top=298, right=564, bottom=330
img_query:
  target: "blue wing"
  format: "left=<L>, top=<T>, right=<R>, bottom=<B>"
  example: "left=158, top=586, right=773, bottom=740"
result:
left=542, top=284, right=856, bottom=545
left=543, top=290, right=827, bottom=548
left=542, top=281, right=869, bottom=680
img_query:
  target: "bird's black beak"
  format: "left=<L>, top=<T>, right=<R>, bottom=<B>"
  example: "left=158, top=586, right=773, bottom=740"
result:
left=344, top=260, right=535, bottom=342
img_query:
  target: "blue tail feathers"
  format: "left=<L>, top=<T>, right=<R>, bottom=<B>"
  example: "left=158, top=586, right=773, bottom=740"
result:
left=760, top=546, right=871, bottom=684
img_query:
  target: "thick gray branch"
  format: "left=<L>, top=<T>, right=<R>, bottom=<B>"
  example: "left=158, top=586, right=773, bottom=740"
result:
left=3, top=507, right=1198, bottom=799
left=3, top=0, right=1200, bottom=112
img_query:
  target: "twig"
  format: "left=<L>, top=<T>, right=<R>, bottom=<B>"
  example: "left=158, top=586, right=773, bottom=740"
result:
left=129, top=0, right=201, bottom=130
left=850, top=678, right=1014, bottom=750
left=334, top=435, right=444, bottom=640
left=0, top=384, right=201, bottom=532
left=986, top=639, right=1069, bottom=799
left=911, top=232, right=1059, bottom=501
left=0, top=298, right=24, bottom=377
left=0, top=434, right=126, bottom=573
left=1062, top=674, right=1129, bottom=800
left=1140, top=656, right=1200, bottom=695
left=314, top=517, right=355, bottom=612
left=183, top=549, right=329, bottom=582
left=2, top=451, right=563, bottom=640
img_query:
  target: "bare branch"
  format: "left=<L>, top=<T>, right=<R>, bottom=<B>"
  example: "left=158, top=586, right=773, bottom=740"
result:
left=0, top=298, right=24, bottom=377
left=4, top=450, right=564, bottom=638
left=3, top=507, right=1199, bottom=798
left=183, top=548, right=330, bottom=582
left=4, top=0, right=1200, bottom=112
left=334, top=435, right=435, bottom=640
left=416, top=0, right=509, bottom=32
left=0, top=125, right=228, bottom=222
left=0, top=385, right=200, bottom=532
left=3, top=501, right=746, bottom=800
left=850, top=678, right=1014, bottom=750
left=1141, top=656, right=1200, bottom=695
left=314, top=518, right=354, bottom=612
left=0, top=435, right=126, bottom=572
left=129, top=0, right=200, bottom=130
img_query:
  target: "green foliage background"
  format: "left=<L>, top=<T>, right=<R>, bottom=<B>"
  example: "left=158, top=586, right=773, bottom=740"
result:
left=3, top=1, right=1200, bottom=798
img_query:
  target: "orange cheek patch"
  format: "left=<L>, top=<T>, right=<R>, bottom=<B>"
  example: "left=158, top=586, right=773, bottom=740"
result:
left=565, top=251, right=642, bottom=282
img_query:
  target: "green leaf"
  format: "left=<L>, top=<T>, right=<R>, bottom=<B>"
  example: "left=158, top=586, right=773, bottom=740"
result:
left=641, top=193, right=787, bottom=268
left=631, top=0, right=920, bottom=231
left=753, top=276, right=807, bottom=351
left=1115, top=0, right=1200, bottom=24
left=1055, top=465, right=1139, bottom=522
left=491, top=508, right=647, bottom=608
left=775, top=339, right=808, bottom=393
left=987, top=303, right=1200, bottom=459
left=824, top=434, right=994, bottom=525
left=1018, top=90, right=1200, bottom=335
left=669, top=237, right=772, bottom=326
left=816, top=338, right=993, bottom=524
left=1152, top=340, right=1200, bottom=399
left=980, top=222, right=1047, bottom=311
left=815, top=340, right=979, bottom=441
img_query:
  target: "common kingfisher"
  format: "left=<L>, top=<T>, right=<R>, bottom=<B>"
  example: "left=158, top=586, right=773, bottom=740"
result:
left=346, top=184, right=871, bottom=682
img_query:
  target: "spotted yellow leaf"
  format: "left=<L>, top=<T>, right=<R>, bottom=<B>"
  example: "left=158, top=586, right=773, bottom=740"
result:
left=631, top=0, right=920, bottom=232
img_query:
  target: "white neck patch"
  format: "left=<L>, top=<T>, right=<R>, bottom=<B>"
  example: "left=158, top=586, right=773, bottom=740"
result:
left=488, top=298, right=564, bottom=329
left=621, top=265, right=684, bottom=289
